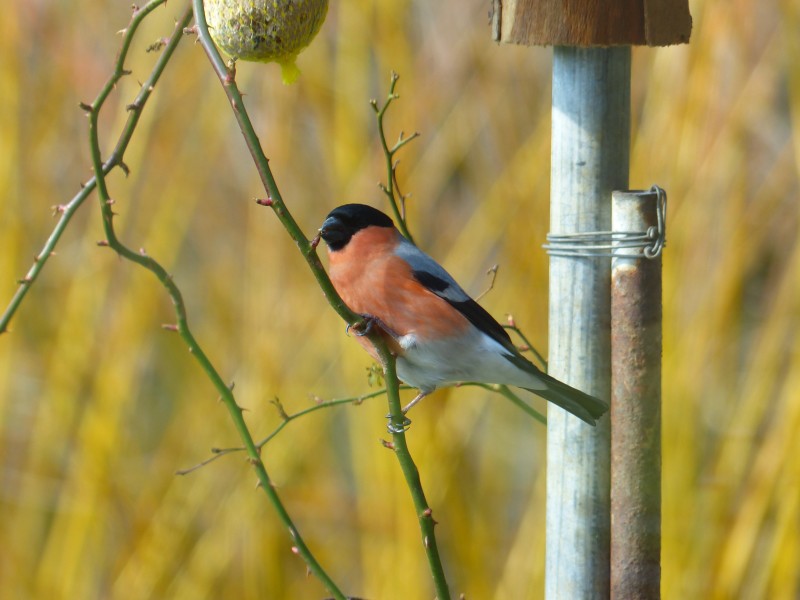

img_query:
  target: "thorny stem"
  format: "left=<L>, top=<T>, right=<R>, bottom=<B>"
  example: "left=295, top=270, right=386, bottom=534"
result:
left=504, top=319, right=548, bottom=371
left=190, top=3, right=355, bottom=599
left=192, top=1, right=450, bottom=597
left=176, top=386, right=413, bottom=475
left=471, top=384, right=547, bottom=425
left=0, top=0, right=175, bottom=334
left=177, top=377, right=549, bottom=475
left=71, top=3, right=344, bottom=599
left=379, top=348, right=452, bottom=600
left=371, top=71, right=419, bottom=243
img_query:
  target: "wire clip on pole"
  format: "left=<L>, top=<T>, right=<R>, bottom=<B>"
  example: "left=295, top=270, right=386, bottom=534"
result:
left=543, top=185, right=666, bottom=259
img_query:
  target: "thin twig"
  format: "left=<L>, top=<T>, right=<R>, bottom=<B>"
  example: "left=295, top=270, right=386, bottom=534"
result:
left=470, top=384, right=547, bottom=425
left=0, top=0, right=175, bottom=334
left=176, top=376, right=548, bottom=477
left=176, top=387, right=412, bottom=475
left=474, top=264, right=500, bottom=302
left=371, top=71, right=420, bottom=243
left=504, top=316, right=548, bottom=372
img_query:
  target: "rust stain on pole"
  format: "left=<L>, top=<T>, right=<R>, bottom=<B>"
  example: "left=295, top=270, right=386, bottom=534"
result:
left=611, top=190, right=662, bottom=599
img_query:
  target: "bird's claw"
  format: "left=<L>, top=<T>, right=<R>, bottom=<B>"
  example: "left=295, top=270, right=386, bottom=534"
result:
left=386, top=413, right=412, bottom=434
left=346, top=316, right=375, bottom=337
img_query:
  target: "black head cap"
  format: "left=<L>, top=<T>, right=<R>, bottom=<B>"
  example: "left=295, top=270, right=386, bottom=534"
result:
left=319, top=204, right=395, bottom=251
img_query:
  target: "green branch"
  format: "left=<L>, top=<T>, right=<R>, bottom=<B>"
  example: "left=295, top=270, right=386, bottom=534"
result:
left=175, top=387, right=413, bottom=476
left=0, top=0, right=177, bottom=334
left=378, top=348, right=451, bottom=600
left=191, top=1, right=451, bottom=596
left=370, top=71, right=419, bottom=243
left=503, top=317, right=548, bottom=371
left=189, top=4, right=354, bottom=598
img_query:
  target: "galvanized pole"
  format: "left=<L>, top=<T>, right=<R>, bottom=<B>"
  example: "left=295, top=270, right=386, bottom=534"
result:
left=546, top=46, right=630, bottom=599
left=610, top=189, right=663, bottom=598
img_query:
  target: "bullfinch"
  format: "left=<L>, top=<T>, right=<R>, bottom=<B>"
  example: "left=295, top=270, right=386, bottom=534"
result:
left=319, top=203, right=608, bottom=426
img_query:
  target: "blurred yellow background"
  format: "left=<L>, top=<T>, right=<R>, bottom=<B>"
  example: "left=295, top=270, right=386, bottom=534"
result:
left=1, top=0, right=798, bottom=598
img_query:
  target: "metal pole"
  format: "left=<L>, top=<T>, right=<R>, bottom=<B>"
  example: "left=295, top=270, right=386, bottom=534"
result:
left=610, top=190, right=663, bottom=599
left=546, top=46, right=630, bottom=599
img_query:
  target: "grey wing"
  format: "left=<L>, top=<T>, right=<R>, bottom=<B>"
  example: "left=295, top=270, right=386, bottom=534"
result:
left=394, top=238, right=519, bottom=354
left=394, top=238, right=471, bottom=302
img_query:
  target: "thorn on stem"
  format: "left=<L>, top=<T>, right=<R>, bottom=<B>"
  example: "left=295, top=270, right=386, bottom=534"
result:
left=183, top=25, right=198, bottom=36
left=421, top=508, right=439, bottom=525
left=380, top=439, right=395, bottom=450
left=97, top=240, right=109, bottom=247
left=51, top=204, right=67, bottom=217
left=161, top=323, right=179, bottom=332
left=255, top=197, right=273, bottom=207
left=310, top=233, right=321, bottom=250
left=146, top=38, right=168, bottom=53
left=79, top=101, right=93, bottom=113
left=118, top=161, right=131, bottom=177
left=271, top=397, right=289, bottom=421
left=224, top=59, right=237, bottom=84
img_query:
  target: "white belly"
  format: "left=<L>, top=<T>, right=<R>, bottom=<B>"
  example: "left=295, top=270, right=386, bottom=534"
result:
left=394, top=328, right=546, bottom=393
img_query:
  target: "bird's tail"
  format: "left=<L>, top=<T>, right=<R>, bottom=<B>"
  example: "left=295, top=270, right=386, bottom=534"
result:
left=524, top=372, right=608, bottom=426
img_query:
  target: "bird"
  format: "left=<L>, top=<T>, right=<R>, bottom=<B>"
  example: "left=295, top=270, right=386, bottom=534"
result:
left=318, top=203, right=608, bottom=426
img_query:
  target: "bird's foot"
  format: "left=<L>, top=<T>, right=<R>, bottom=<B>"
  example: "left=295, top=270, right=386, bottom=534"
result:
left=346, top=316, right=375, bottom=337
left=346, top=314, right=400, bottom=340
left=386, top=414, right=412, bottom=434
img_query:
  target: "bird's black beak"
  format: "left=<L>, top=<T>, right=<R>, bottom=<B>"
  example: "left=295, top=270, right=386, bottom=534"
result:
left=319, top=216, right=349, bottom=251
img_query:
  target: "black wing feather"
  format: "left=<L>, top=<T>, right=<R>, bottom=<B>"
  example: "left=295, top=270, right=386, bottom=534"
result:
left=412, top=269, right=517, bottom=353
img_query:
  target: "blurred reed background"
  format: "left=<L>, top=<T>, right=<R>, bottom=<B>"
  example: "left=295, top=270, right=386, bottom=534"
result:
left=0, top=0, right=798, bottom=598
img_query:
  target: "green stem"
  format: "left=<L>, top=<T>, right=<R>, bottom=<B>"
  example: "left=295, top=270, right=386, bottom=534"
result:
left=373, top=72, right=418, bottom=243
left=504, top=323, right=548, bottom=371
left=379, top=348, right=452, bottom=600
left=192, top=2, right=359, bottom=327
left=192, top=2, right=451, bottom=596
left=0, top=0, right=177, bottom=334
left=471, top=384, right=547, bottom=425
left=176, top=387, right=414, bottom=475
left=190, top=6, right=350, bottom=599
